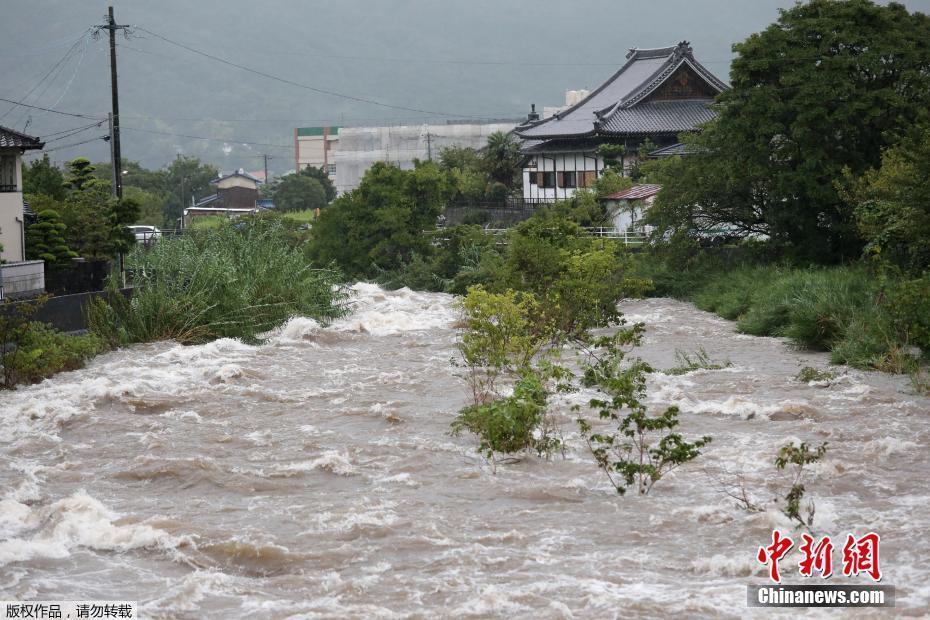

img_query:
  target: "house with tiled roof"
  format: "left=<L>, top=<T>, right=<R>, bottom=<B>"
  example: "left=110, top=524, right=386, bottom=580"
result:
left=183, top=169, right=266, bottom=227
left=1, top=125, right=44, bottom=263
left=514, top=41, right=727, bottom=202
left=603, top=184, right=662, bottom=232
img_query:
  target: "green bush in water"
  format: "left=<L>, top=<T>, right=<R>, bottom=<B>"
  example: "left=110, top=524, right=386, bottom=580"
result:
left=88, top=222, right=349, bottom=345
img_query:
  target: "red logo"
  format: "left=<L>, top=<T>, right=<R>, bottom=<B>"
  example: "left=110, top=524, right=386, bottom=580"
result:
left=842, top=532, right=882, bottom=581
left=757, top=530, right=794, bottom=583
left=798, top=534, right=834, bottom=578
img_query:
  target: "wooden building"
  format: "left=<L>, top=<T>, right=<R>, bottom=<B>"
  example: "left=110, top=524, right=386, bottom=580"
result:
left=515, top=41, right=727, bottom=202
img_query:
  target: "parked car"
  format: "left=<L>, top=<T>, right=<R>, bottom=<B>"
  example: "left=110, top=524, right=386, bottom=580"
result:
left=127, top=225, right=162, bottom=245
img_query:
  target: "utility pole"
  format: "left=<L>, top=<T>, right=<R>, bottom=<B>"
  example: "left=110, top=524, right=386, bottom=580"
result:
left=426, top=131, right=432, bottom=161
left=263, top=154, right=270, bottom=185
left=98, top=7, right=129, bottom=199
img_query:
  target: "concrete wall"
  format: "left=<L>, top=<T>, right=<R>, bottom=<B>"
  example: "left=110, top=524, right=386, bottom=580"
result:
left=333, top=122, right=516, bottom=195
left=0, top=148, right=25, bottom=263
left=0, top=260, right=44, bottom=300
left=296, top=128, right=339, bottom=179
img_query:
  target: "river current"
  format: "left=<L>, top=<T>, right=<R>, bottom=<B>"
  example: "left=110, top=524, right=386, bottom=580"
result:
left=1, top=283, right=928, bottom=618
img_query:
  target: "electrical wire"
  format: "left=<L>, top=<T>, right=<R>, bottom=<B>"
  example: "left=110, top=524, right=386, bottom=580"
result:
left=43, top=121, right=106, bottom=143
left=0, top=96, right=102, bottom=120
left=121, top=126, right=292, bottom=149
left=0, top=31, right=90, bottom=121
left=134, top=27, right=491, bottom=119
left=37, top=134, right=109, bottom=154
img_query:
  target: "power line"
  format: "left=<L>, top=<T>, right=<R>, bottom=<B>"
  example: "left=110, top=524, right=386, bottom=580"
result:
left=36, top=134, right=109, bottom=154
left=121, top=126, right=292, bottom=149
left=0, top=96, right=102, bottom=120
left=39, top=120, right=106, bottom=138
left=0, top=32, right=90, bottom=122
left=44, top=121, right=106, bottom=143
left=134, top=27, right=490, bottom=119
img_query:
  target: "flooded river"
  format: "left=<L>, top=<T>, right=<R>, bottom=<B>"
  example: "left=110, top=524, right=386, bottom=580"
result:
left=2, top=284, right=929, bottom=618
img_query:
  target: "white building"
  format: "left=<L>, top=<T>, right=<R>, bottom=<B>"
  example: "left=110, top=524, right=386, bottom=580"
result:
left=0, top=126, right=44, bottom=263
left=515, top=41, right=727, bottom=202
left=603, top=183, right=662, bottom=231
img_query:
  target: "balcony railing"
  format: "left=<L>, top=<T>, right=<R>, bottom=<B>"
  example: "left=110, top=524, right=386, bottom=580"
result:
left=0, top=184, right=18, bottom=193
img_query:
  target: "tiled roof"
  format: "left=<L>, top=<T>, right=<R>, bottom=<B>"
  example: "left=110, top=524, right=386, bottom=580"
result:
left=0, top=125, right=44, bottom=150
left=211, top=168, right=263, bottom=185
left=604, top=184, right=663, bottom=201
left=648, top=143, right=689, bottom=157
left=192, top=193, right=220, bottom=208
left=515, top=42, right=726, bottom=140
left=598, top=101, right=717, bottom=136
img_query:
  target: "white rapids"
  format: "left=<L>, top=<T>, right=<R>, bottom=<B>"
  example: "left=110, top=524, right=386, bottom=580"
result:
left=1, top=285, right=928, bottom=618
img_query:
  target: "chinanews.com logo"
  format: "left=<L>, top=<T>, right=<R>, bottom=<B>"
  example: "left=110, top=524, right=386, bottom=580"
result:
left=748, top=530, right=895, bottom=608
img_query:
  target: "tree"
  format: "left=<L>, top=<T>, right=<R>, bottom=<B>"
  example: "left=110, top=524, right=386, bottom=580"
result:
left=24, top=209, right=77, bottom=265
left=65, top=157, right=98, bottom=192
left=646, top=0, right=930, bottom=262
left=163, top=156, right=219, bottom=225
left=847, top=124, right=930, bottom=272
left=483, top=131, right=522, bottom=189
left=298, top=165, right=336, bottom=202
left=272, top=174, right=327, bottom=213
left=308, top=161, right=448, bottom=278
left=123, top=186, right=167, bottom=227
left=23, top=155, right=65, bottom=200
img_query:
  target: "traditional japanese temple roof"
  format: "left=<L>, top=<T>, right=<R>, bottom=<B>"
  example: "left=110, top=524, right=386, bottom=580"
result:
left=515, top=42, right=726, bottom=142
left=0, top=125, right=44, bottom=150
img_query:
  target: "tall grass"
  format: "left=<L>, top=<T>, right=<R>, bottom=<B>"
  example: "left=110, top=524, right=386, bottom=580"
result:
left=88, top=222, right=349, bottom=345
left=637, top=257, right=927, bottom=372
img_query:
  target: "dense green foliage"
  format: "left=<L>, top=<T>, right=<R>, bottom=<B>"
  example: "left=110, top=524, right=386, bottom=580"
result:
left=847, top=124, right=930, bottom=272
left=271, top=172, right=327, bottom=213
left=24, top=210, right=77, bottom=264
left=634, top=250, right=929, bottom=372
left=22, top=154, right=66, bottom=200
left=307, top=161, right=448, bottom=279
left=0, top=296, right=105, bottom=389
left=88, top=222, right=348, bottom=345
left=451, top=373, right=551, bottom=461
left=645, top=0, right=930, bottom=263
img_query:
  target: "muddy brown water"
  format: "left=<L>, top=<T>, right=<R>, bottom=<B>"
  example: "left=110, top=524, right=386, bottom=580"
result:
left=1, top=283, right=928, bottom=618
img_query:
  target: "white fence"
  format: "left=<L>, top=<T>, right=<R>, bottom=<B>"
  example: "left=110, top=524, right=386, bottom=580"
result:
left=479, top=227, right=647, bottom=245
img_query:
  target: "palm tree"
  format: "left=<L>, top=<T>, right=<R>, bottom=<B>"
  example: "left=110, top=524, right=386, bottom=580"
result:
left=483, top=131, right=522, bottom=189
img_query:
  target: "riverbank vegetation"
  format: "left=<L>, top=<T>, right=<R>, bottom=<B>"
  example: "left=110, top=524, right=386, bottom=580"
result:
left=0, top=296, right=105, bottom=389
left=88, top=222, right=347, bottom=346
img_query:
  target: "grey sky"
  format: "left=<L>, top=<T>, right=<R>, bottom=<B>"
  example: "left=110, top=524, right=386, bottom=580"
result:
left=2, top=0, right=929, bottom=171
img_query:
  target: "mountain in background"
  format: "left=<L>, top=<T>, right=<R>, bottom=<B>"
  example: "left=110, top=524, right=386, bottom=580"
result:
left=3, top=0, right=929, bottom=173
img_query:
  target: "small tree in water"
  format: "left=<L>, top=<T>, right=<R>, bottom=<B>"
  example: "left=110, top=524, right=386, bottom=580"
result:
left=577, top=329, right=712, bottom=495
left=775, top=441, right=828, bottom=527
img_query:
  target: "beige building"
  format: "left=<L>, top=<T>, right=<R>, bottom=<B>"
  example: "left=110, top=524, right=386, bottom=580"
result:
left=294, top=126, right=339, bottom=179
left=0, top=126, right=44, bottom=263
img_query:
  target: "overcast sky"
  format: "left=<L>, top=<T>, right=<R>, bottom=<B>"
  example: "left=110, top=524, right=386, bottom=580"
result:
left=2, top=0, right=929, bottom=171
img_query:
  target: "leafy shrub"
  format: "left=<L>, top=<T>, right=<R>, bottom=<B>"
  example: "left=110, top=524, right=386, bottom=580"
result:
left=455, top=286, right=548, bottom=404
left=577, top=330, right=712, bottom=495
left=883, top=274, right=930, bottom=355
left=88, top=222, right=348, bottom=345
left=664, top=347, right=731, bottom=375
left=795, top=366, right=837, bottom=383
left=775, top=441, right=828, bottom=527
left=3, top=324, right=105, bottom=387
left=451, top=372, right=551, bottom=462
